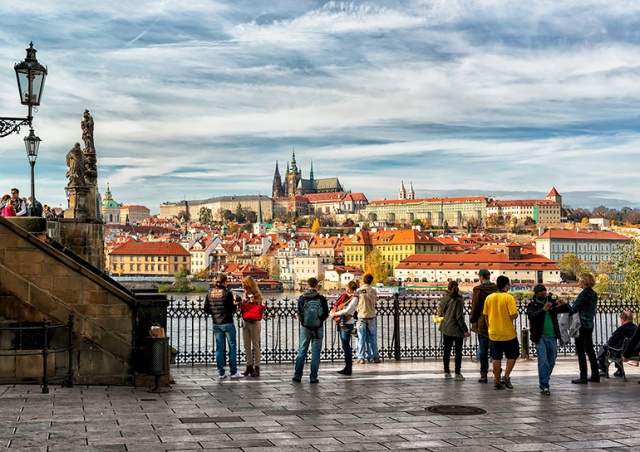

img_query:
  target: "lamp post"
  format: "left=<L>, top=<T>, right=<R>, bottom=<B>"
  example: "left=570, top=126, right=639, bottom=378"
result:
left=0, top=42, right=47, bottom=217
left=24, top=128, right=41, bottom=215
left=0, top=42, right=47, bottom=137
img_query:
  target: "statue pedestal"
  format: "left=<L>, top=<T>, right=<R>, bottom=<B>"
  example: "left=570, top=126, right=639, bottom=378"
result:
left=64, top=186, right=90, bottom=220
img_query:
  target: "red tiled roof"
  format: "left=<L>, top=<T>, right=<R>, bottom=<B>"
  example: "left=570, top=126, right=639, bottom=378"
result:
left=547, top=187, right=560, bottom=197
left=488, top=200, right=558, bottom=207
left=397, top=250, right=558, bottom=270
left=369, top=196, right=487, bottom=206
left=110, top=241, right=190, bottom=256
left=537, top=229, right=630, bottom=241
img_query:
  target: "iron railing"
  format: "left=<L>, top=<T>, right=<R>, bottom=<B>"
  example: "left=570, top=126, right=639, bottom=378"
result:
left=167, top=295, right=637, bottom=366
left=0, top=315, right=75, bottom=393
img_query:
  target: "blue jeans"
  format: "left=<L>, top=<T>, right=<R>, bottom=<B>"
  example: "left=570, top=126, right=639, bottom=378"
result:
left=213, top=323, right=238, bottom=376
left=294, top=326, right=324, bottom=380
left=477, top=335, right=491, bottom=374
left=357, top=318, right=380, bottom=361
left=339, top=323, right=354, bottom=372
left=536, top=336, right=558, bottom=389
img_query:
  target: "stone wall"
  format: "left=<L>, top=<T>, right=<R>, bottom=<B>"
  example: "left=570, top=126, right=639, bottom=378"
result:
left=46, top=219, right=105, bottom=271
left=0, top=216, right=166, bottom=386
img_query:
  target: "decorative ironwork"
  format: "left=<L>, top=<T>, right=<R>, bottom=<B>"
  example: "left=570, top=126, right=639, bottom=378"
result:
left=167, top=294, right=638, bottom=366
left=427, top=405, right=487, bottom=415
left=0, top=117, right=29, bottom=138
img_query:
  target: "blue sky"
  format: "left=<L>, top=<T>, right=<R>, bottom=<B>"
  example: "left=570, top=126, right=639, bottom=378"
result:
left=1, top=1, right=640, bottom=213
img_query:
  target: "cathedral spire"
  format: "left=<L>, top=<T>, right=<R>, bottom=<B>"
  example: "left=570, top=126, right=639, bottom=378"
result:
left=310, top=160, right=314, bottom=181
left=272, top=161, right=284, bottom=198
left=290, top=147, right=298, bottom=173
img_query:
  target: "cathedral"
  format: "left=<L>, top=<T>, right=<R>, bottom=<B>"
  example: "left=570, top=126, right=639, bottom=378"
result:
left=271, top=150, right=343, bottom=198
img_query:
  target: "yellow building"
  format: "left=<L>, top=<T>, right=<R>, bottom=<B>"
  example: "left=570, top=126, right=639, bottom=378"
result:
left=107, top=241, right=191, bottom=276
left=344, top=228, right=442, bottom=272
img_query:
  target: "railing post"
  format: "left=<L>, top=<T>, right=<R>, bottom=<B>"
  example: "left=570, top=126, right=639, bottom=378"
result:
left=520, top=327, right=530, bottom=360
left=66, top=314, right=74, bottom=388
left=393, top=294, right=401, bottom=361
left=42, top=319, right=49, bottom=394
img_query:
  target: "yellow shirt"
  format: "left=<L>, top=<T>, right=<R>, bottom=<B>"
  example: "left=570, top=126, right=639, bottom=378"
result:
left=483, top=291, right=517, bottom=341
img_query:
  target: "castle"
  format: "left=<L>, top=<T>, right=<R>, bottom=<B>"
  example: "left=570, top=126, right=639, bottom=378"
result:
left=272, top=149, right=343, bottom=198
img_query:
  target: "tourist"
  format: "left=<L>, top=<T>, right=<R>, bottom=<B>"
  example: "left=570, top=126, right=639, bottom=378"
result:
left=598, top=311, right=636, bottom=377
left=329, top=280, right=359, bottom=376
left=356, top=273, right=381, bottom=364
left=42, top=205, right=54, bottom=220
left=470, top=268, right=497, bottom=383
left=571, top=273, right=599, bottom=384
left=2, top=198, right=16, bottom=217
left=526, top=284, right=570, bottom=395
left=438, top=280, right=470, bottom=381
left=240, top=276, right=263, bottom=377
left=293, top=277, right=329, bottom=383
left=206, top=274, right=243, bottom=379
left=483, top=275, right=519, bottom=390
left=10, top=188, right=26, bottom=216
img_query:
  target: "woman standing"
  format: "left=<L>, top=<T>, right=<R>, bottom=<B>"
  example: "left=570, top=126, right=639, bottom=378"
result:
left=241, top=276, right=263, bottom=377
left=571, top=273, right=599, bottom=384
left=438, top=281, right=470, bottom=381
left=329, top=280, right=360, bottom=376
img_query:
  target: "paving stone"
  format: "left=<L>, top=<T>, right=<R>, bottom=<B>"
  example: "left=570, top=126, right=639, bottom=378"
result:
left=2, top=359, right=640, bottom=450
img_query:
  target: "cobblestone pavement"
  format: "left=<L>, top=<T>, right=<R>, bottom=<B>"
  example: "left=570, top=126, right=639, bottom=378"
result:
left=1, top=357, right=639, bottom=451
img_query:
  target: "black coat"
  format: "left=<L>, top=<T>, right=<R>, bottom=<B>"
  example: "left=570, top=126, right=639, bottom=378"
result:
left=526, top=297, right=570, bottom=344
left=205, top=284, right=236, bottom=325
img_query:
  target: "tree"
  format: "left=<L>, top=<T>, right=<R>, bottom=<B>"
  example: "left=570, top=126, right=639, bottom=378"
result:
left=465, top=217, right=480, bottom=232
left=364, top=249, right=391, bottom=284
left=421, top=217, right=431, bottom=229
left=198, top=207, right=213, bottom=224
left=486, top=214, right=504, bottom=229
left=311, top=218, right=321, bottom=233
left=218, top=209, right=234, bottom=223
left=235, top=203, right=247, bottom=223
left=612, top=243, right=640, bottom=302
left=581, top=217, right=589, bottom=224
left=557, top=253, right=590, bottom=281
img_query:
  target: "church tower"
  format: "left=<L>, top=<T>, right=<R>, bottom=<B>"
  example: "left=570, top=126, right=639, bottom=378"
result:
left=285, top=148, right=301, bottom=197
left=398, top=181, right=407, bottom=200
left=272, top=161, right=284, bottom=198
left=546, top=186, right=562, bottom=206
left=408, top=182, right=415, bottom=200
left=253, top=193, right=266, bottom=235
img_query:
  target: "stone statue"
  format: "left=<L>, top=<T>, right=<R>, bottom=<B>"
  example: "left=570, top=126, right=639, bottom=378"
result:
left=66, top=143, right=86, bottom=187
left=81, top=109, right=98, bottom=187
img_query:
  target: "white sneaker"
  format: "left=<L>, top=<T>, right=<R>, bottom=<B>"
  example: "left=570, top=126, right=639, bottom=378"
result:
left=455, top=374, right=465, bottom=381
left=218, top=374, right=228, bottom=380
left=444, top=372, right=452, bottom=380
left=230, top=372, right=244, bottom=379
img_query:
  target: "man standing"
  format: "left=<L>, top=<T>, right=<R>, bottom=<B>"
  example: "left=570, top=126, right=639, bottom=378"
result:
left=598, top=311, right=636, bottom=377
left=483, top=275, right=519, bottom=390
left=293, top=278, right=329, bottom=383
left=356, top=274, right=380, bottom=364
left=470, top=269, right=497, bottom=383
left=527, top=284, right=570, bottom=395
left=10, top=188, right=26, bottom=216
left=206, top=274, right=243, bottom=379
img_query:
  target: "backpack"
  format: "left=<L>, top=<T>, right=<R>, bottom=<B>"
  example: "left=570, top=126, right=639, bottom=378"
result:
left=302, top=298, right=323, bottom=329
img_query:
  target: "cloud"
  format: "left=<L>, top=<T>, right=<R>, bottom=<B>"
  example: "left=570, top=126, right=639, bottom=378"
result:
left=1, top=0, right=640, bottom=212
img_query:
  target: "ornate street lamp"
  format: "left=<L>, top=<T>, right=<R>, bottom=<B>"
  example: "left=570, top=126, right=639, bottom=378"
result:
left=24, top=128, right=41, bottom=215
left=0, top=42, right=47, bottom=137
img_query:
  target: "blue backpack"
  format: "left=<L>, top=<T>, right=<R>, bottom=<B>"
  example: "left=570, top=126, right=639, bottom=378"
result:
left=303, top=298, right=323, bottom=329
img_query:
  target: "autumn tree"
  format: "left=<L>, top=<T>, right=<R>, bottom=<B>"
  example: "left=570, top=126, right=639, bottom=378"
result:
left=612, top=243, right=640, bottom=302
left=198, top=207, right=213, bottom=224
left=486, top=214, right=504, bottom=229
left=557, top=253, right=590, bottom=281
left=364, top=249, right=391, bottom=284
left=311, top=218, right=321, bottom=233
left=421, top=217, right=431, bottom=229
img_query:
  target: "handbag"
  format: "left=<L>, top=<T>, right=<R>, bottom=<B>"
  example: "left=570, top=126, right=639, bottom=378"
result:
left=557, top=312, right=582, bottom=346
left=241, top=301, right=265, bottom=321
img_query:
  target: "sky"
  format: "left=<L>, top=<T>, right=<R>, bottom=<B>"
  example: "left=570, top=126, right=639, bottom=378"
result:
left=1, top=1, right=640, bottom=214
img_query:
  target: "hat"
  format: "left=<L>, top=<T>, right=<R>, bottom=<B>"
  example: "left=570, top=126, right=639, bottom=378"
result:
left=533, top=284, right=547, bottom=294
left=478, top=269, right=490, bottom=278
